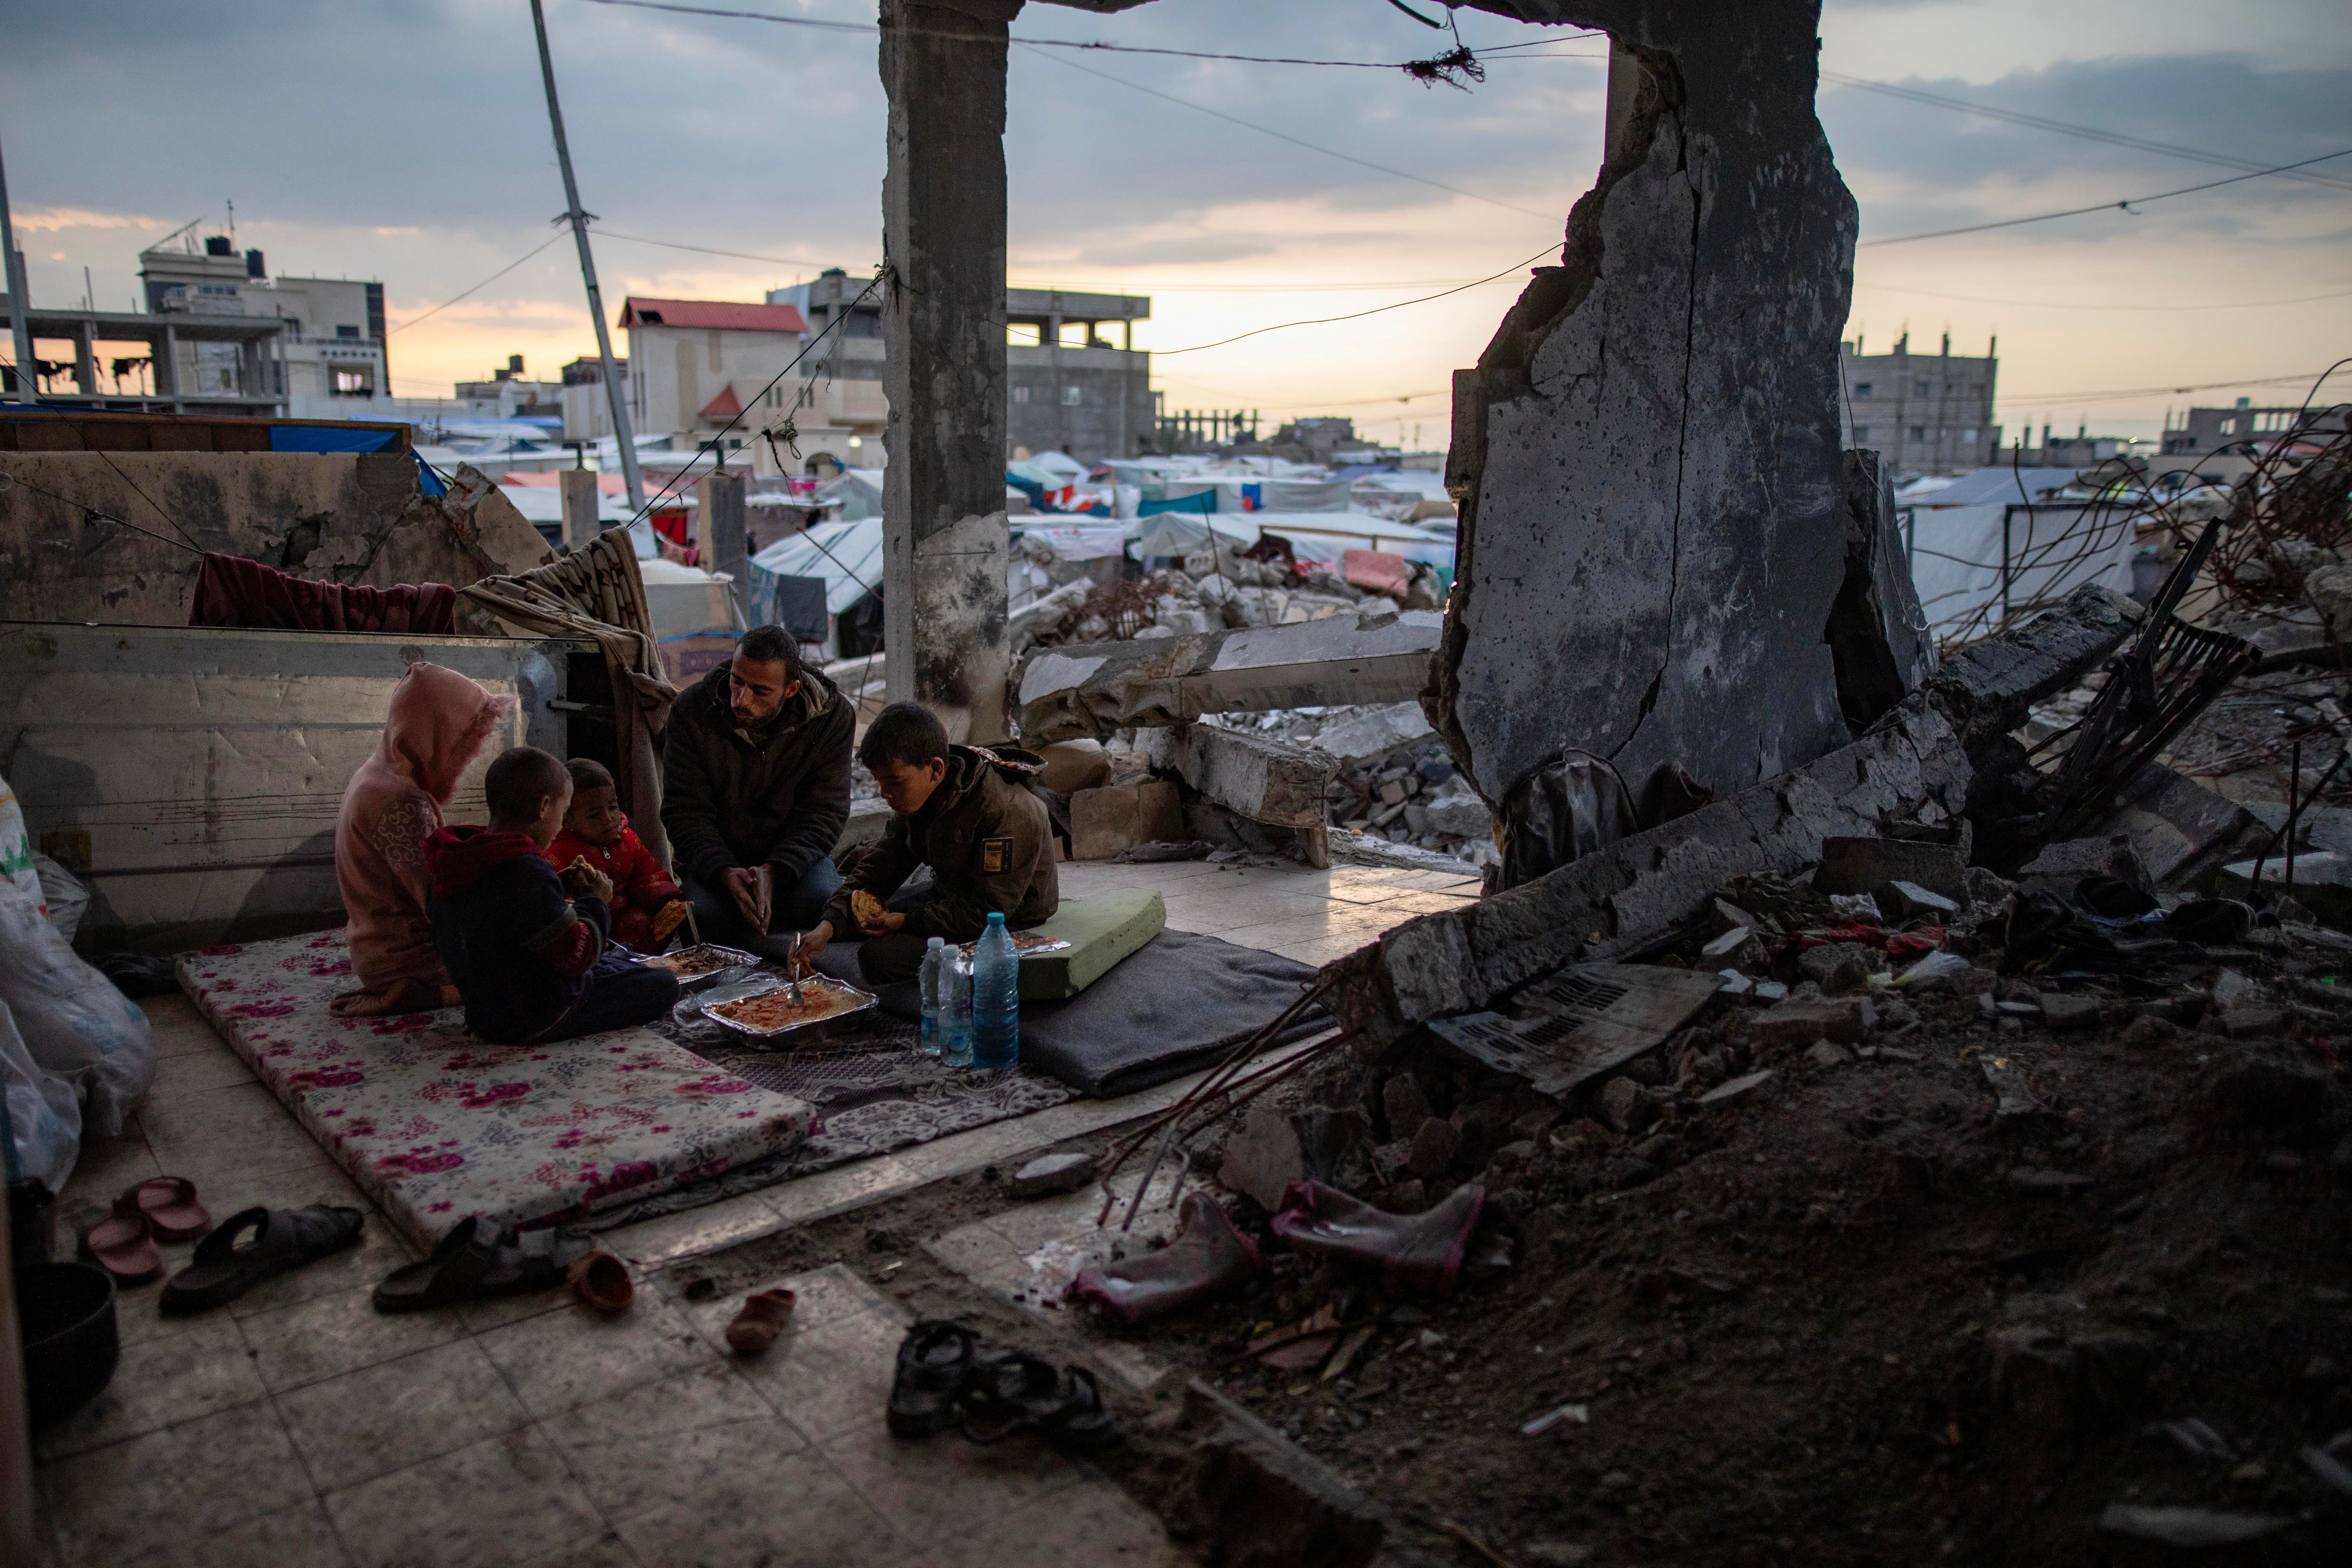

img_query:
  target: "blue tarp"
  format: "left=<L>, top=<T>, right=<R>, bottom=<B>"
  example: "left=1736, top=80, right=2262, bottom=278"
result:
left=1138, top=490, right=1217, bottom=518
left=268, top=425, right=401, bottom=454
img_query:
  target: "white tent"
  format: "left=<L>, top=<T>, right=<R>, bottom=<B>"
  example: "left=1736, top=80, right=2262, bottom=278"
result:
left=748, top=517, right=884, bottom=617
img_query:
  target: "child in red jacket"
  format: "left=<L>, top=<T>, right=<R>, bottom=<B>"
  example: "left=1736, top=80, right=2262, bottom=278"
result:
left=543, top=758, right=691, bottom=951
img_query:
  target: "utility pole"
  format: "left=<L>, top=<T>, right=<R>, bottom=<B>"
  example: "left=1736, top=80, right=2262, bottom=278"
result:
left=0, top=127, right=39, bottom=405
left=529, top=0, right=644, bottom=513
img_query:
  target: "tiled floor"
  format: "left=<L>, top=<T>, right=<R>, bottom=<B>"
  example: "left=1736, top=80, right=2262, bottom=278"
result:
left=29, top=855, right=1470, bottom=1565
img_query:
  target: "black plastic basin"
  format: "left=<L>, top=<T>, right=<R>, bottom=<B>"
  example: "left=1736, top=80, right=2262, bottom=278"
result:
left=16, top=1261, right=119, bottom=1432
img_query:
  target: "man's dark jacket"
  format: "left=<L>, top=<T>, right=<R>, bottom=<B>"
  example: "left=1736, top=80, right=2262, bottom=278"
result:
left=661, top=663, right=853, bottom=890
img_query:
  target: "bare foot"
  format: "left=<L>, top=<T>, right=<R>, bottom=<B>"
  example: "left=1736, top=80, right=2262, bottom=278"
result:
left=329, top=978, right=445, bottom=1017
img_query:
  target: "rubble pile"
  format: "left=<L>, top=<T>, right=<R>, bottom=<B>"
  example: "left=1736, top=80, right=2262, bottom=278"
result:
left=1088, top=843, right=2352, bottom=1567
left=1194, top=702, right=1498, bottom=868
left=1014, top=537, right=1445, bottom=654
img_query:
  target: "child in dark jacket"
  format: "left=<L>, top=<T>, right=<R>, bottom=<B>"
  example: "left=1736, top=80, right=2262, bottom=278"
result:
left=425, top=746, right=679, bottom=1044
left=541, top=758, right=691, bottom=951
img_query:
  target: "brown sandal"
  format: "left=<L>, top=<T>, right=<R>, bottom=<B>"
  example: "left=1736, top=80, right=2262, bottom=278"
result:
left=566, top=1251, right=634, bottom=1315
left=118, top=1177, right=211, bottom=1243
left=724, top=1288, right=797, bottom=1356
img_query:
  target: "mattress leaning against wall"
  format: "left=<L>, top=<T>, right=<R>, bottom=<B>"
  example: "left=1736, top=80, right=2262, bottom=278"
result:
left=0, top=621, right=598, bottom=954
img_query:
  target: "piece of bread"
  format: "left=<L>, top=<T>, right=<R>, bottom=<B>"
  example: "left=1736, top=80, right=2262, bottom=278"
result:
left=850, top=889, right=885, bottom=931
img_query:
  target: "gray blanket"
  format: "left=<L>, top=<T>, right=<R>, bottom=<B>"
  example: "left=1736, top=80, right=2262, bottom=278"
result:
left=818, top=929, right=1326, bottom=1097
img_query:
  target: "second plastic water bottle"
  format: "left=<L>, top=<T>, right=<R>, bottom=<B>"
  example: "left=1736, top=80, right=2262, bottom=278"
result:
left=970, top=912, right=1020, bottom=1070
left=918, top=937, right=945, bottom=1057
left=940, top=953, right=975, bottom=1068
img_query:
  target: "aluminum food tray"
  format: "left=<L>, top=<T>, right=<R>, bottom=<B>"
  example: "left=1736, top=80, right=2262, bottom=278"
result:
left=642, top=942, right=761, bottom=988
left=697, top=974, right=880, bottom=1046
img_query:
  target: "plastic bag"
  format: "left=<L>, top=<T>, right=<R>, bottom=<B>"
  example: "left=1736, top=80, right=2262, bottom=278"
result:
left=33, top=853, right=90, bottom=944
left=0, top=772, right=41, bottom=914
left=0, top=795, right=154, bottom=1138
left=0, top=997, right=81, bottom=1197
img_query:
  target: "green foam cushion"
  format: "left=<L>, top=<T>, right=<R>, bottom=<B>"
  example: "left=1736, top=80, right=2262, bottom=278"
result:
left=1016, top=890, right=1166, bottom=1001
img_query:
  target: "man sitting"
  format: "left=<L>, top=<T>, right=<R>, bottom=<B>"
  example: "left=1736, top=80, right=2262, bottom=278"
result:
left=661, top=625, right=852, bottom=961
left=543, top=758, right=691, bottom=951
left=796, top=703, right=1058, bottom=985
left=425, top=746, right=679, bottom=1044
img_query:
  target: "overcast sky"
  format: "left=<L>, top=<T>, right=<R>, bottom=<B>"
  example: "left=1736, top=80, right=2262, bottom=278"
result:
left=4, top=0, right=2346, bottom=443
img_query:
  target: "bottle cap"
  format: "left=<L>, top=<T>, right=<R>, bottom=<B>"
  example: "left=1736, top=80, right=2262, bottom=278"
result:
left=986, top=911, right=1006, bottom=927
left=927, top=936, right=944, bottom=948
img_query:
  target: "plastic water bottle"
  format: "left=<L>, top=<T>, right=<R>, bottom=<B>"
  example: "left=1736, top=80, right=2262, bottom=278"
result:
left=918, top=937, right=946, bottom=1057
left=940, top=953, right=975, bottom=1068
left=971, top=912, right=1020, bottom=1071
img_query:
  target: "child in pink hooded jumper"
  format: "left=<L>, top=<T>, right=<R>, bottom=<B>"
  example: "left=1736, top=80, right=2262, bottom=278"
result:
left=331, top=662, right=514, bottom=1017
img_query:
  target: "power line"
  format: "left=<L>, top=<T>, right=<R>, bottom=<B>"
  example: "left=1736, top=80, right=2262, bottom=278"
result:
left=1154, top=244, right=1557, bottom=356
left=386, top=232, right=567, bottom=333
left=1014, top=45, right=1564, bottom=223
left=1854, top=280, right=2352, bottom=311
left=578, top=0, right=1541, bottom=74
left=1823, top=72, right=2352, bottom=194
left=1859, top=147, right=2352, bottom=247
left=1991, top=369, right=2345, bottom=406
left=590, top=228, right=836, bottom=271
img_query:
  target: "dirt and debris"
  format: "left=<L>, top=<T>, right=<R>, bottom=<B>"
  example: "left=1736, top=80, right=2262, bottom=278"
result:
left=1050, top=856, right=2352, bottom=1566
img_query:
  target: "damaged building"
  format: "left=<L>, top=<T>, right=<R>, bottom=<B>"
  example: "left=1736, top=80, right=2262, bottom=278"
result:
left=6, top=2, right=2351, bottom=1567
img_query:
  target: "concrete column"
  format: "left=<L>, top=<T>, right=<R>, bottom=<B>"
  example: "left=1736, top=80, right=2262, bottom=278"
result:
left=559, top=468, right=601, bottom=552
left=72, top=320, right=95, bottom=395
left=695, top=471, right=750, bottom=629
left=156, top=323, right=178, bottom=404
left=878, top=0, right=1015, bottom=742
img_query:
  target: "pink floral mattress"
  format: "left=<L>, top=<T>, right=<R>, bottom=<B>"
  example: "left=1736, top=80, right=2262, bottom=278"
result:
left=175, top=930, right=813, bottom=1248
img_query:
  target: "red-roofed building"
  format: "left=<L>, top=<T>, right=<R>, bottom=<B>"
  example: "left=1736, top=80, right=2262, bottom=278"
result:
left=592, top=292, right=886, bottom=475
left=616, top=298, right=808, bottom=333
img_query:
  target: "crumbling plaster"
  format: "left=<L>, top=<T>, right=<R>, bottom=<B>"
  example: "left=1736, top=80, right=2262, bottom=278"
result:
left=1437, top=0, right=1860, bottom=812
left=0, top=452, right=550, bottom=626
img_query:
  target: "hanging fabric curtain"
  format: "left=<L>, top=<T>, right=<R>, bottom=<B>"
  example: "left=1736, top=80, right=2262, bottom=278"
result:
left=457, top=530, right=681, bottom=868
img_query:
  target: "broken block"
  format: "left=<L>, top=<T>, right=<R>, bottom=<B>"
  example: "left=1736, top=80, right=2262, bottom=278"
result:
left=1136, top=723, right=1335, bottom=831
left=1751, top=997, right=1871, bottom=1046
left=1069, top=780, right=1183, bottom=861
left=2018, top=835, right=2151, bottom=891
left=1877, top=879, right=1961, bottom=922
left=1382, top=1072, right=1432, bottom=1143
left=1814, top=836, right=1967, bottom=902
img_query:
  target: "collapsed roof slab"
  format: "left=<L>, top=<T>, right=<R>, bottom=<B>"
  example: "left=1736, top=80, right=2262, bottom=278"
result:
left=1434, top=0, right=1871, bottom=816
left=1013, top=611, right=1443, bottom=743
left=1325, top=584, right=2144, bottom=1043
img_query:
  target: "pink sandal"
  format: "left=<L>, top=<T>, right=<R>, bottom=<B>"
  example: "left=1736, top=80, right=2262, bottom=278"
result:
left=119, top=1177, right=212, bottom=1242
left=79, top=1210, right=163, bottom=1285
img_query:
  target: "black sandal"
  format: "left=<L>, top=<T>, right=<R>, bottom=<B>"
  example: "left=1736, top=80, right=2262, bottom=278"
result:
left=888, top=1321, right=979, bottom=1440
left=1038, top=1365, right=1120, bottom=1455
left=160, top=1205, right=364, bottom=1314
left=373, top=1218, right=585, bottom=1313
left=956, top=1351, right=1067, bottom=1445
left=372, top=1217, right=494, bottom=1313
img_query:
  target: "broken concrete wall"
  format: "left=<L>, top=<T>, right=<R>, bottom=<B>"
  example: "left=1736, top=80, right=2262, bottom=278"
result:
left=1828, top=448, right=1938, bottom=731
left=0, top=452, right=551, bottom=626
left=1330, top=584, right=2144, bottom=1041
left=1436, top=1, right=1863, bottom=822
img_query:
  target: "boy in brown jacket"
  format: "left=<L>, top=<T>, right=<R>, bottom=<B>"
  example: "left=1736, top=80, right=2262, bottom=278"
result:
left=797, top=704, right=1057, bottom=985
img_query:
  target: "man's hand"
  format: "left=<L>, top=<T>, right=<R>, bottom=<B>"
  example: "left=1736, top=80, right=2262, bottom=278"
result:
left=719, top=865, right=775, bottom=932
left=560, top=857, right=614, bottom=903
left=794, top=921, right=834, bottom=969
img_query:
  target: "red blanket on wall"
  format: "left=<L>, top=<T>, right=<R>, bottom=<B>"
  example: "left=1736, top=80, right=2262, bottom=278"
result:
left=189, top=553, right=458, bottom=635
